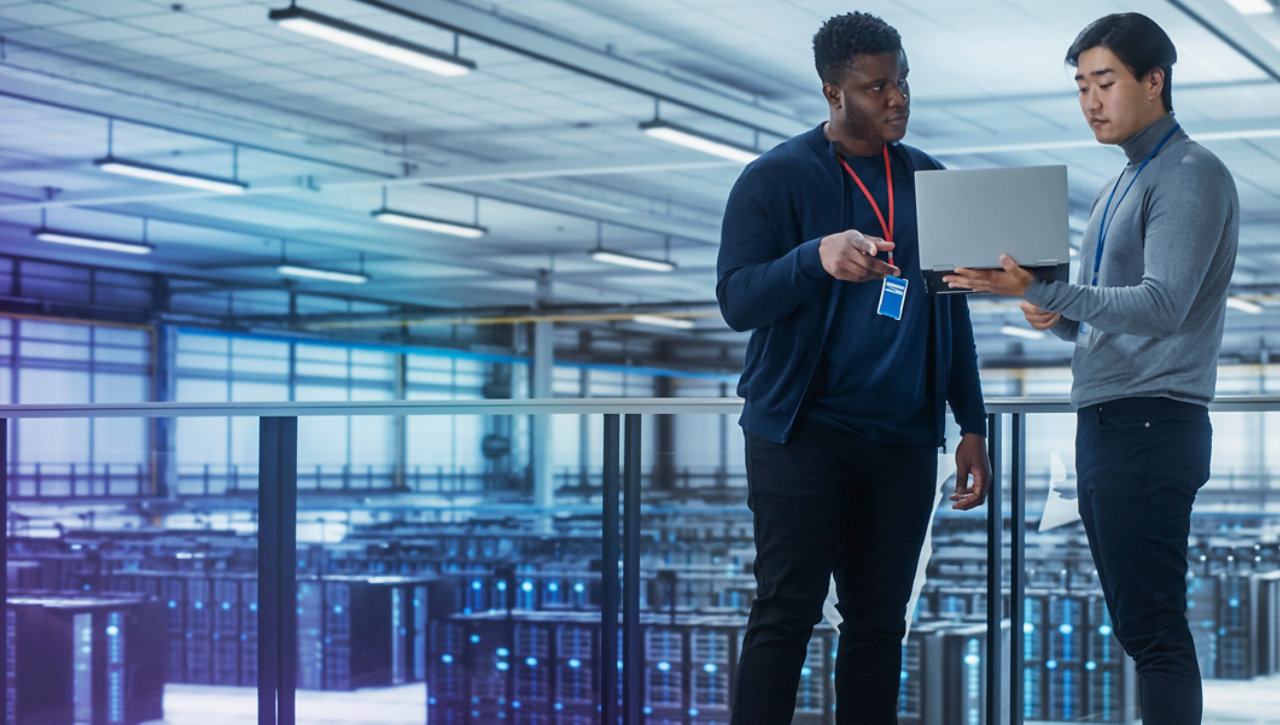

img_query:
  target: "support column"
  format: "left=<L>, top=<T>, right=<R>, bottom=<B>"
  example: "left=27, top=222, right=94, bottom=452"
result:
left=653, top=376, right=675, bottom=490
left=1010, top=413, right=1026, bottom=725
left=531, top=272, right=554, bottom=510
left=393, top=353, right=408, bottom=491
left=153, top=325, right=178, bottom=500
left=601, top=415, right=620, bottom=724
left=986, top=413, right=1004, bottom=725
left=2, top=418, right=8, bottom=724
left=259, top=417, right=298, bottom=725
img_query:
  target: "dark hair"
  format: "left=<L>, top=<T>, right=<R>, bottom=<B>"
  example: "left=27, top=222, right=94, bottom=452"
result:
left=1066, top=13, right=1176, bottom=112
left=813, top=12, right=902, bottom=85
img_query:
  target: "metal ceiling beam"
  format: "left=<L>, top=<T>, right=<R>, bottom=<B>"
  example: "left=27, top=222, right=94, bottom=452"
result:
left=920, top=117, right=1280, bottom=156
left=0, top=74, right=405, bottom=179
left=0, top=152, right=732, bottom=213
left=1166, top=0, right=1280, bottom=83
left=359, top=0, right=809, bottom=138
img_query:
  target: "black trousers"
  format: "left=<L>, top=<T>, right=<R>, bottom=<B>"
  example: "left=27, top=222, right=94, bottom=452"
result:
left=731, top=420, right=938, bottom=725
left=1076, top=397, right=1211, bottom=725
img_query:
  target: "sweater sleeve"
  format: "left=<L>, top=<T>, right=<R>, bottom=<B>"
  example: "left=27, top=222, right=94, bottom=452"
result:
left=1048, top=316, right=1079, bottom=342
left=1023, top=157, right=1235, bottom=338
left=947, top=296, right=988, bottom=437
left=716, top=165, right=829, bottom=332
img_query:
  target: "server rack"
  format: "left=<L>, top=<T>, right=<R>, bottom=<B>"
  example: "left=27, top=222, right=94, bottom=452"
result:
left=6, top=595, right=164, bottom=725
left=1218, top=573, right=1255, bottom=678
left=1185, top=568, right=1219, bottom=682
left=1085, top=597, right=1137, bottom=723
left=1256, top=571, right=1280, bottom=676
left=1045, top=592, right=1087, bottom=720
left=919, top=622, right=1001, bottom=725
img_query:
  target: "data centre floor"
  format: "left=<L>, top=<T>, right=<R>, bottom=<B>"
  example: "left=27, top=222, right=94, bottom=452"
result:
left=142, top=675, right=1280, bottom=724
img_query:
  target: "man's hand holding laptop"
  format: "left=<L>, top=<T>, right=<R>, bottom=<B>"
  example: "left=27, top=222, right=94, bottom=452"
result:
left=944, top=255, right=1062, bottom=329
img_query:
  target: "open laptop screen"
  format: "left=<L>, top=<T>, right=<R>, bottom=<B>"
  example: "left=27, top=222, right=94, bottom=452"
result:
left=915, top=164, right=1070, bottom=294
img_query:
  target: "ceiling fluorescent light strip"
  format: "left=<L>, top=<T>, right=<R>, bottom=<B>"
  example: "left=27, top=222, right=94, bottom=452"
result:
left=33, top=228, right=153, bottom=255
left=1000, top=324, right=1045, bottom=340
left=95, top=156, right=247, bottom=194
left=639, top=119, right=760, bottom=164
left=1225, top=0, right=1274, bottom=14
left=633, top=314, right=694, bottom=329
left=1226, top=296, right=1263, bottom=313
left=277, top=264, right=369, bottom=284
left=589, top=249, right=675, bottom=273
left=372, top=208, right=487, bottom=238
left=269, top=6, right=475, bottom=76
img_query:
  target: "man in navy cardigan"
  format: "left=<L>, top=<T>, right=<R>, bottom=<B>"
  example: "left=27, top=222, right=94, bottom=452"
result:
left=717, top=12, right=991, bottom=723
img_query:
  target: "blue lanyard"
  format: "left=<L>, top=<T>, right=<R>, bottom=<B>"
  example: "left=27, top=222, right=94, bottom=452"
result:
left=1091, top=124, right=1180, bottom=286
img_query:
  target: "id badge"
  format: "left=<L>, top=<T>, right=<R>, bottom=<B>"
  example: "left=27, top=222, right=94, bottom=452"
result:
left=1076, top=321, right=1092, bottom=349
left=877, top=275, right=907, bottom=320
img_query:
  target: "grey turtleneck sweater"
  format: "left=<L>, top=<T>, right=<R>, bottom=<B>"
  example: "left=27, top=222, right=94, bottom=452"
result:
left=1023, top=113, right=1239, bottom=409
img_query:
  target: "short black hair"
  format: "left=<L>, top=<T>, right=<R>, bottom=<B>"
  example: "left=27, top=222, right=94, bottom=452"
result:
left=1066, top=13, right=1177, bottom=112
left=813, top=12, right=902, bottom=86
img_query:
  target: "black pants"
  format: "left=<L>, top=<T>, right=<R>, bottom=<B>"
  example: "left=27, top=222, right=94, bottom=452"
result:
left=731, top=420, right=938, bottom=725
left=1076, top=397, right=1211, bottom=725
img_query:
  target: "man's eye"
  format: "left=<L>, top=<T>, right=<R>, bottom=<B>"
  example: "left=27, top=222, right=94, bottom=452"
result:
left=1100, top=83, right=1115, bottom=89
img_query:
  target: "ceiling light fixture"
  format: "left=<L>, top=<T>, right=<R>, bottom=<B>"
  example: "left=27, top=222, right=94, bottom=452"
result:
left=588, top=223, right=676, bottom=272
left=639, top=102, right=760, bottom=163
left=1226, top=296, right=1263, bottom=313
left=33, top=228, right=153, bottom=255
left=276, top=242, right=369, bottom=284
left=94, top=119, right=247, bottom=194
left=1000, top=324, right=1045, bottom=341
left=268, top=5, right=475, bottom=76
left=640, top=119, right=760, bottom=163
left=589, top=249, right=676, bottom=272
left=633, top=314, right=694, bottom=329
left=277, top=264, right=370, bottom=284
left=1224, top=0, right=1274, bottom=14
left=95, top=156, right=248, bottom=194
left=372, top=209, right=487, bottom=237
left=372, top=187, right=487, bottom=238
left=31, top=210, right=154, bottom=255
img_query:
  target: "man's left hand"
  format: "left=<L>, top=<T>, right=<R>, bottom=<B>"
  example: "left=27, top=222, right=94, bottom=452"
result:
left=951, top=433, right=991, bottom=511
left=943, top=254, right=1035, bottom=298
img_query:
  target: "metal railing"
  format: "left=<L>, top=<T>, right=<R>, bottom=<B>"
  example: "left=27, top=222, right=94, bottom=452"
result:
left=2, top=394, right=1278, bottom=725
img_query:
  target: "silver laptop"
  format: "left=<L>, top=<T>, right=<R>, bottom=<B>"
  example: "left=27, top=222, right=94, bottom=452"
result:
left=915, top=165, right=1070, bottom=294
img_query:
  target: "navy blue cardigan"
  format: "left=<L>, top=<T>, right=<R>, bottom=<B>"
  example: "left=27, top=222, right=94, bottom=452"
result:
left=716, top=124, right=987, bottom=445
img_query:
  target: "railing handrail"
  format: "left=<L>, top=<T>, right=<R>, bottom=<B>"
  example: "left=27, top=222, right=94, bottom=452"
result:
left=1, top=394, right=1278, bottom=418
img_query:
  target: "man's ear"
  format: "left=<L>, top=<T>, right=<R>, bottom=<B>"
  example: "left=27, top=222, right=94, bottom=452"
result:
left=1145, top=67, right=1165, bottom=104
left=822, top=83, right=842, bottom=110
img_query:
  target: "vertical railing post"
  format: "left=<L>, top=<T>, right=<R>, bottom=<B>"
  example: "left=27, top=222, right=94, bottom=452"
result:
left=622, top=415, right=642, bottom=724
left=1, top=418, right=8, bottom=725
left=601, top=414, right=620, bottom=724
left=259, top=417, right=298, bottom=725
left=986, top=413, right=1003, bottom=725
left=1010, top=413, right=1027, bottom=724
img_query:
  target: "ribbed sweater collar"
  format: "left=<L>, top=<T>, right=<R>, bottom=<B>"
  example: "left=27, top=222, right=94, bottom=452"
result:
left=1119, top=113, right=1180, bottom=165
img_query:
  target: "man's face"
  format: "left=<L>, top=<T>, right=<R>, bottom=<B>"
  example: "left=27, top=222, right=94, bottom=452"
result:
left=1075, top=45, right=1163, bottom=145
left=825, top=50, right=910, bottom=148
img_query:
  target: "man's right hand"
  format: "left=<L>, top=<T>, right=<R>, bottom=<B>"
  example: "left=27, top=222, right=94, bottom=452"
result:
left=818, top=230, right=898, bottom=282
left=1021, top=301, right=1061, bottom=330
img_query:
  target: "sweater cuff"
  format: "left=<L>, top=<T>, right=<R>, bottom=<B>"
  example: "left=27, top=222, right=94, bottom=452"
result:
left=796, top=238, right=827, bottom=282
left=1023, top=278, right=1054, bottom=309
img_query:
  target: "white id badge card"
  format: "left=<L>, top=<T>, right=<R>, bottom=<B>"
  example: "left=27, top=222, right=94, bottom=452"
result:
left=877, top=275, right=907, bottom=320
left=1076, top=321, right=1092, bottom=349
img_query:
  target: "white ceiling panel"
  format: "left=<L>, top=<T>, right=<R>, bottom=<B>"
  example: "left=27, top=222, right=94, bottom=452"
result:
left=0, top=0, right=1277, bottom=365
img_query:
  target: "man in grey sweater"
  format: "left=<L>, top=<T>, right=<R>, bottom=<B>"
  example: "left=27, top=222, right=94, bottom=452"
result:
left=945, top=13, right=1238, bottom=725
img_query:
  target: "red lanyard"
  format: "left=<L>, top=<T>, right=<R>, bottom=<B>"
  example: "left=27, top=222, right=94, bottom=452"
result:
left=837, top=145, right=895, bottom=266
